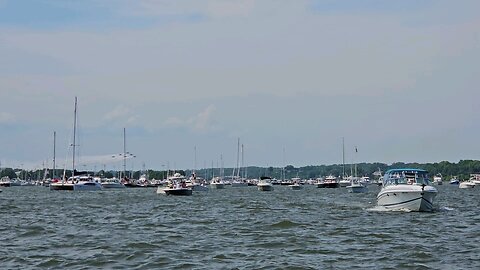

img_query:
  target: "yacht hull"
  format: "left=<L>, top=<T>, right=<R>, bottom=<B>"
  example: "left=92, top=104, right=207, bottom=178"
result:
left=163, top=188, right=193, bottom=196
left=50, top=183, right=74, bottom=190
left=210, top=183, right=225, bottom=189
left=257, top=185, right=274, bottom=191
left=377, top=185, right=437, bottom=212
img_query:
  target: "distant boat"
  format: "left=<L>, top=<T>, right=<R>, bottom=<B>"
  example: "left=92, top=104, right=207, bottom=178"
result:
left=469, top=174, right=480, bottom=185
left=50, top=97, right=102, bottom=191
left=157, top=173, right=192, bottom=195
left=288, top=181, right=302, bottom=190
left=459, top=181, right=475, bottom=189
left=449, top=177, right=460, bottom=185
left=433, top=173, right=443, bottom=185
left=346, top=179, right=368, bottom=193
left=101, top=178, right=126, bottom=189
left=318, top=175, right=339, bottom=188
left=377, top=169, right=437, bottom=212
left=345, top=146, right=368, bottom=193
left=0, top=176, right=11, bottom=187
left=257, top=176, right=274, bottom=191
left=210, top=176, right=226, bottom=189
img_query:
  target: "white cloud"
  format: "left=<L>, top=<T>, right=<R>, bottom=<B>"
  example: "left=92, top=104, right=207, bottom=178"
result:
left=164, top=105, right=218, bottom=133
left=102, top=105, right=138, bottom=127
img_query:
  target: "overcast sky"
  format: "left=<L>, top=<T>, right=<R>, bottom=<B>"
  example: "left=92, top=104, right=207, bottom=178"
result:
left=1, top=0, right=479, bottom=171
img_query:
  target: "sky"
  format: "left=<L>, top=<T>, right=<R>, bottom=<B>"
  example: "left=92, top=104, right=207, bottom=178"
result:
left=0, top=0, right=479, bottom=171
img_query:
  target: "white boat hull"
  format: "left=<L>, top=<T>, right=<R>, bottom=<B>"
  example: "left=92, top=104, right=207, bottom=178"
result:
left=377, top=185, right=437, bottom=212
left=257, top=184, right=274, bottom=191
left=210, top=183, right=225, bottom=189
left=289, top=184, right=302, bottom=190
left=74, top=182, right=103, bottom=191
left=459, top=182, right=475, bottom=189
left=101, top=183, right=126, bottom=189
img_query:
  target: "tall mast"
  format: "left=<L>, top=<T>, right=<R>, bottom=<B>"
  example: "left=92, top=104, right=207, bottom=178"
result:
left=241, top=144, right=244, bottom=179
left=72, top=97, right=77, bottom=178
left=342, top=137, right=345, bottom=178
left=123, top=127, right=126, bottom=179
left=236, top=138, right=240, bottom=178
left=53, top=131, right=56, bottom=179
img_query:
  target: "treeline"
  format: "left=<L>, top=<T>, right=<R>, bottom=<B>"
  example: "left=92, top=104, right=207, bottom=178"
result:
left=2, top=160, right=480, bottom=180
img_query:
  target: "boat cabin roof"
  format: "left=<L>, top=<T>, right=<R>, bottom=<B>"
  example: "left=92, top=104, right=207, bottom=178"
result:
left=385, top=168, right=428, bottom=175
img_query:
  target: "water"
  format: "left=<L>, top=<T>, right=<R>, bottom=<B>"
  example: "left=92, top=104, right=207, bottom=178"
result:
left=1, top=185, right=479, bottom=269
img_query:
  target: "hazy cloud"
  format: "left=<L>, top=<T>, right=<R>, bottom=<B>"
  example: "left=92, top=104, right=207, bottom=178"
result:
left=0, top=112, right=14, bottom=123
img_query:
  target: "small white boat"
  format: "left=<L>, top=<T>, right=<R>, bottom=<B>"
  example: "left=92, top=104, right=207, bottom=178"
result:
left=433, top=173, right=443, bottom=185
left=377, top=169, right=437, bottom=212
left=159, top=182, right=193, bottom=196
left=346, top=180, right=368, bottom=193
left=459, top=181, right=475, bottom=189
left=257, top=177, right=274, bottom=191
left=0, top=176, right=11, bottom=187
left=288, top=182, right=303, bottom=190
left=449, top=177, right=460, bottom=185
left=469, top=174, right=480, bottom=185
left=101, top=178, right=126, bottom=189
left=210, top=177, right=226, bottom=189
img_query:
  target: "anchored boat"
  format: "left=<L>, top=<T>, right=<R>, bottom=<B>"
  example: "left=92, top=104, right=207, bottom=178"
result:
left=377, top=169, right=437, bottom=212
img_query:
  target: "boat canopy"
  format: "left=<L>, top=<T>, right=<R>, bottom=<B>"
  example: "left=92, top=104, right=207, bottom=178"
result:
left=383, top=169, right=431, bottom=186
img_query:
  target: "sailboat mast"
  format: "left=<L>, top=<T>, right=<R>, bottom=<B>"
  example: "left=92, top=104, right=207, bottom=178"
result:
left=342, top=137, right=345, bottom=178
left=72, top=97, right=77, bottom=178
left=241, top=143, right=244, bottom=179
left=194, top=146, right=197, bottom=176
left=53, top=131, right=56, bottom=179
left=123, top=127, right=126, bottom=179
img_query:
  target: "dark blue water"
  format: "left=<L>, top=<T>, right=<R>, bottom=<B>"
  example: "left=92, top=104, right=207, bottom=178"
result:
left=1, top=185, right=478, bottom=269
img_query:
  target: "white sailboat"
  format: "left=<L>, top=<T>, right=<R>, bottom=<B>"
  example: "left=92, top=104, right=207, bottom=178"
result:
left=50, top=97, right=102, bottom=191
left=210, top=154, right=226, bottom=189
left=346, top=146, right=368, bottom=193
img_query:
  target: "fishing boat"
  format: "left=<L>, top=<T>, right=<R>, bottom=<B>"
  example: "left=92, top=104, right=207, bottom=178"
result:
left=158, top=177, right=192, bottom=196
left=377, top=169, right=437, bottom=212
left=321, top=175, right=340, bottom=188
left=257, top=176, right=274, bottom=191
left=162, top=182, right=193, bottom=196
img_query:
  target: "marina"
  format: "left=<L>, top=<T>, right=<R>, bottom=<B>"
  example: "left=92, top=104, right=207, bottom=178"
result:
left=0, top=184, right=479, bottom=269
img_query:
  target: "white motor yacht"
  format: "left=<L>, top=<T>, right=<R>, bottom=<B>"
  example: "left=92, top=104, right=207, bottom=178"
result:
left=377, top=169, right=437, bottom=212
left=257, top=177, right=274, bottom=191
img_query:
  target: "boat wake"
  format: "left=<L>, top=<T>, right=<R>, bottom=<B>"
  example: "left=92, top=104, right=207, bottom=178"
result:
left=367, top=206, right=413, bottom=212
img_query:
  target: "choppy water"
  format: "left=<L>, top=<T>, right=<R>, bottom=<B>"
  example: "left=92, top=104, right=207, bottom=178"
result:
left=1, top=184, right=479, bottom=269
